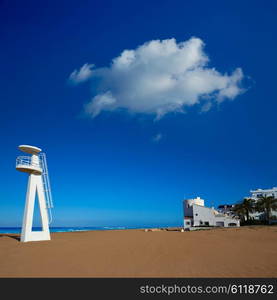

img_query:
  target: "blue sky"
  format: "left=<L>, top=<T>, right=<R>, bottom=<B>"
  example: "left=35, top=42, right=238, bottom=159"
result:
left=0, top=0, right=276, bottom=227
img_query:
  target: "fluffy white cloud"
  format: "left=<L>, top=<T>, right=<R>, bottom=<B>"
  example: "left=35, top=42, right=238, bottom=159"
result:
left=69, top=63, right=94, bottom=84
left=71, top=37, right=245, bottom=118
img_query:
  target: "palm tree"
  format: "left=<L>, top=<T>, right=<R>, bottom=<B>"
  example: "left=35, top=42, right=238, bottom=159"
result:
left=232, top=204, right=246, bottom=222
left=232, top=198, right=255, bottom=223
left=255, top=195, right=277, bottom=224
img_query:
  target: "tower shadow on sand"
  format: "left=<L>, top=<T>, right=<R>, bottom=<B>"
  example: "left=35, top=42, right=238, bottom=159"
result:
left=0, top=234, right=20, bottom=241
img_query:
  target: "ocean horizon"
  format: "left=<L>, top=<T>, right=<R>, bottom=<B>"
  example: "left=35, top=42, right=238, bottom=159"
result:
left=0, top=225, right=177, bottom=234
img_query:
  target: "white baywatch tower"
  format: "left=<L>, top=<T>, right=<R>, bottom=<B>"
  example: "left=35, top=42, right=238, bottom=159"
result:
left=16, top=145, right=53, bottom=242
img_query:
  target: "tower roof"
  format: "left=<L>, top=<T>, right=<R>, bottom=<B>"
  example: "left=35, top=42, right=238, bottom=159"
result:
left=18, top=145, right=42, bottom=155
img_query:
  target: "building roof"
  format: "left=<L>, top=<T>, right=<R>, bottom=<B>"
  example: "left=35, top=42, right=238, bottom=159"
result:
left=251, top=187, right=277, bottom=193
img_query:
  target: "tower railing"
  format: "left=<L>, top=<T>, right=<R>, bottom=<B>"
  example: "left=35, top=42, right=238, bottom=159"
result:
left=16, top=156, right=41, bottom=169
left=39, top=153, right=54, bottom=224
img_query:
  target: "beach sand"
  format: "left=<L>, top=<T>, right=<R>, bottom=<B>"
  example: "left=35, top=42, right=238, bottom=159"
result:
left=0, top=226, right=276, bottom=277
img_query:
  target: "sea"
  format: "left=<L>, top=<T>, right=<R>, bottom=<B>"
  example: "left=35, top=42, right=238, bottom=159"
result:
left=0, top=226, right=164, bottom=234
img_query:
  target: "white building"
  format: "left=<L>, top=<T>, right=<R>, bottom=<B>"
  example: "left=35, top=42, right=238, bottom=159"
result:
left=217, top=204, right=236, bottom=216
left=248, top=187, right=277, bottom=220
left=183, top=197, right=240, bottom=229
left=250, top=187, right=277, bottom=200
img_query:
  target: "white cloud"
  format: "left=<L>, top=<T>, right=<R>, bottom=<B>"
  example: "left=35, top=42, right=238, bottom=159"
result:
left=71, top=37, right=245, bottom=118
left=85, top=91, right=116, bottom=118
left=69, top=63, right=94, bottom=84
left=152, top=133, right=163, bottom=143
left=200, top=101, right=212, bottom=113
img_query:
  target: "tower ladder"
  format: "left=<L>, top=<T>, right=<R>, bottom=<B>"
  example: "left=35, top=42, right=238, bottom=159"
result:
left=39, top=153, right=54, bottom=224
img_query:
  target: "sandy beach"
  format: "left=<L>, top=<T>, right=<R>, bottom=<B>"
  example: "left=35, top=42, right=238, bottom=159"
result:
left=0, top=226, right=276, bottom=278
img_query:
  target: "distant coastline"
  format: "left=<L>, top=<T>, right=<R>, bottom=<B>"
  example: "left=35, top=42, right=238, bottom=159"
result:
left=0, top=226, right=180, bottom=234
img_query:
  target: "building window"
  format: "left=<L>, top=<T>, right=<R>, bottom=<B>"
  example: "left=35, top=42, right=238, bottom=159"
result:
left=186, top=221, right=190, bottom=225
left=204, top=222, right=209, bottom=226
left=228, top=223, right=237, bottom=227
left=195, top=213, right=198, bottom=216
left=200, top=221, right=203, bottom=225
